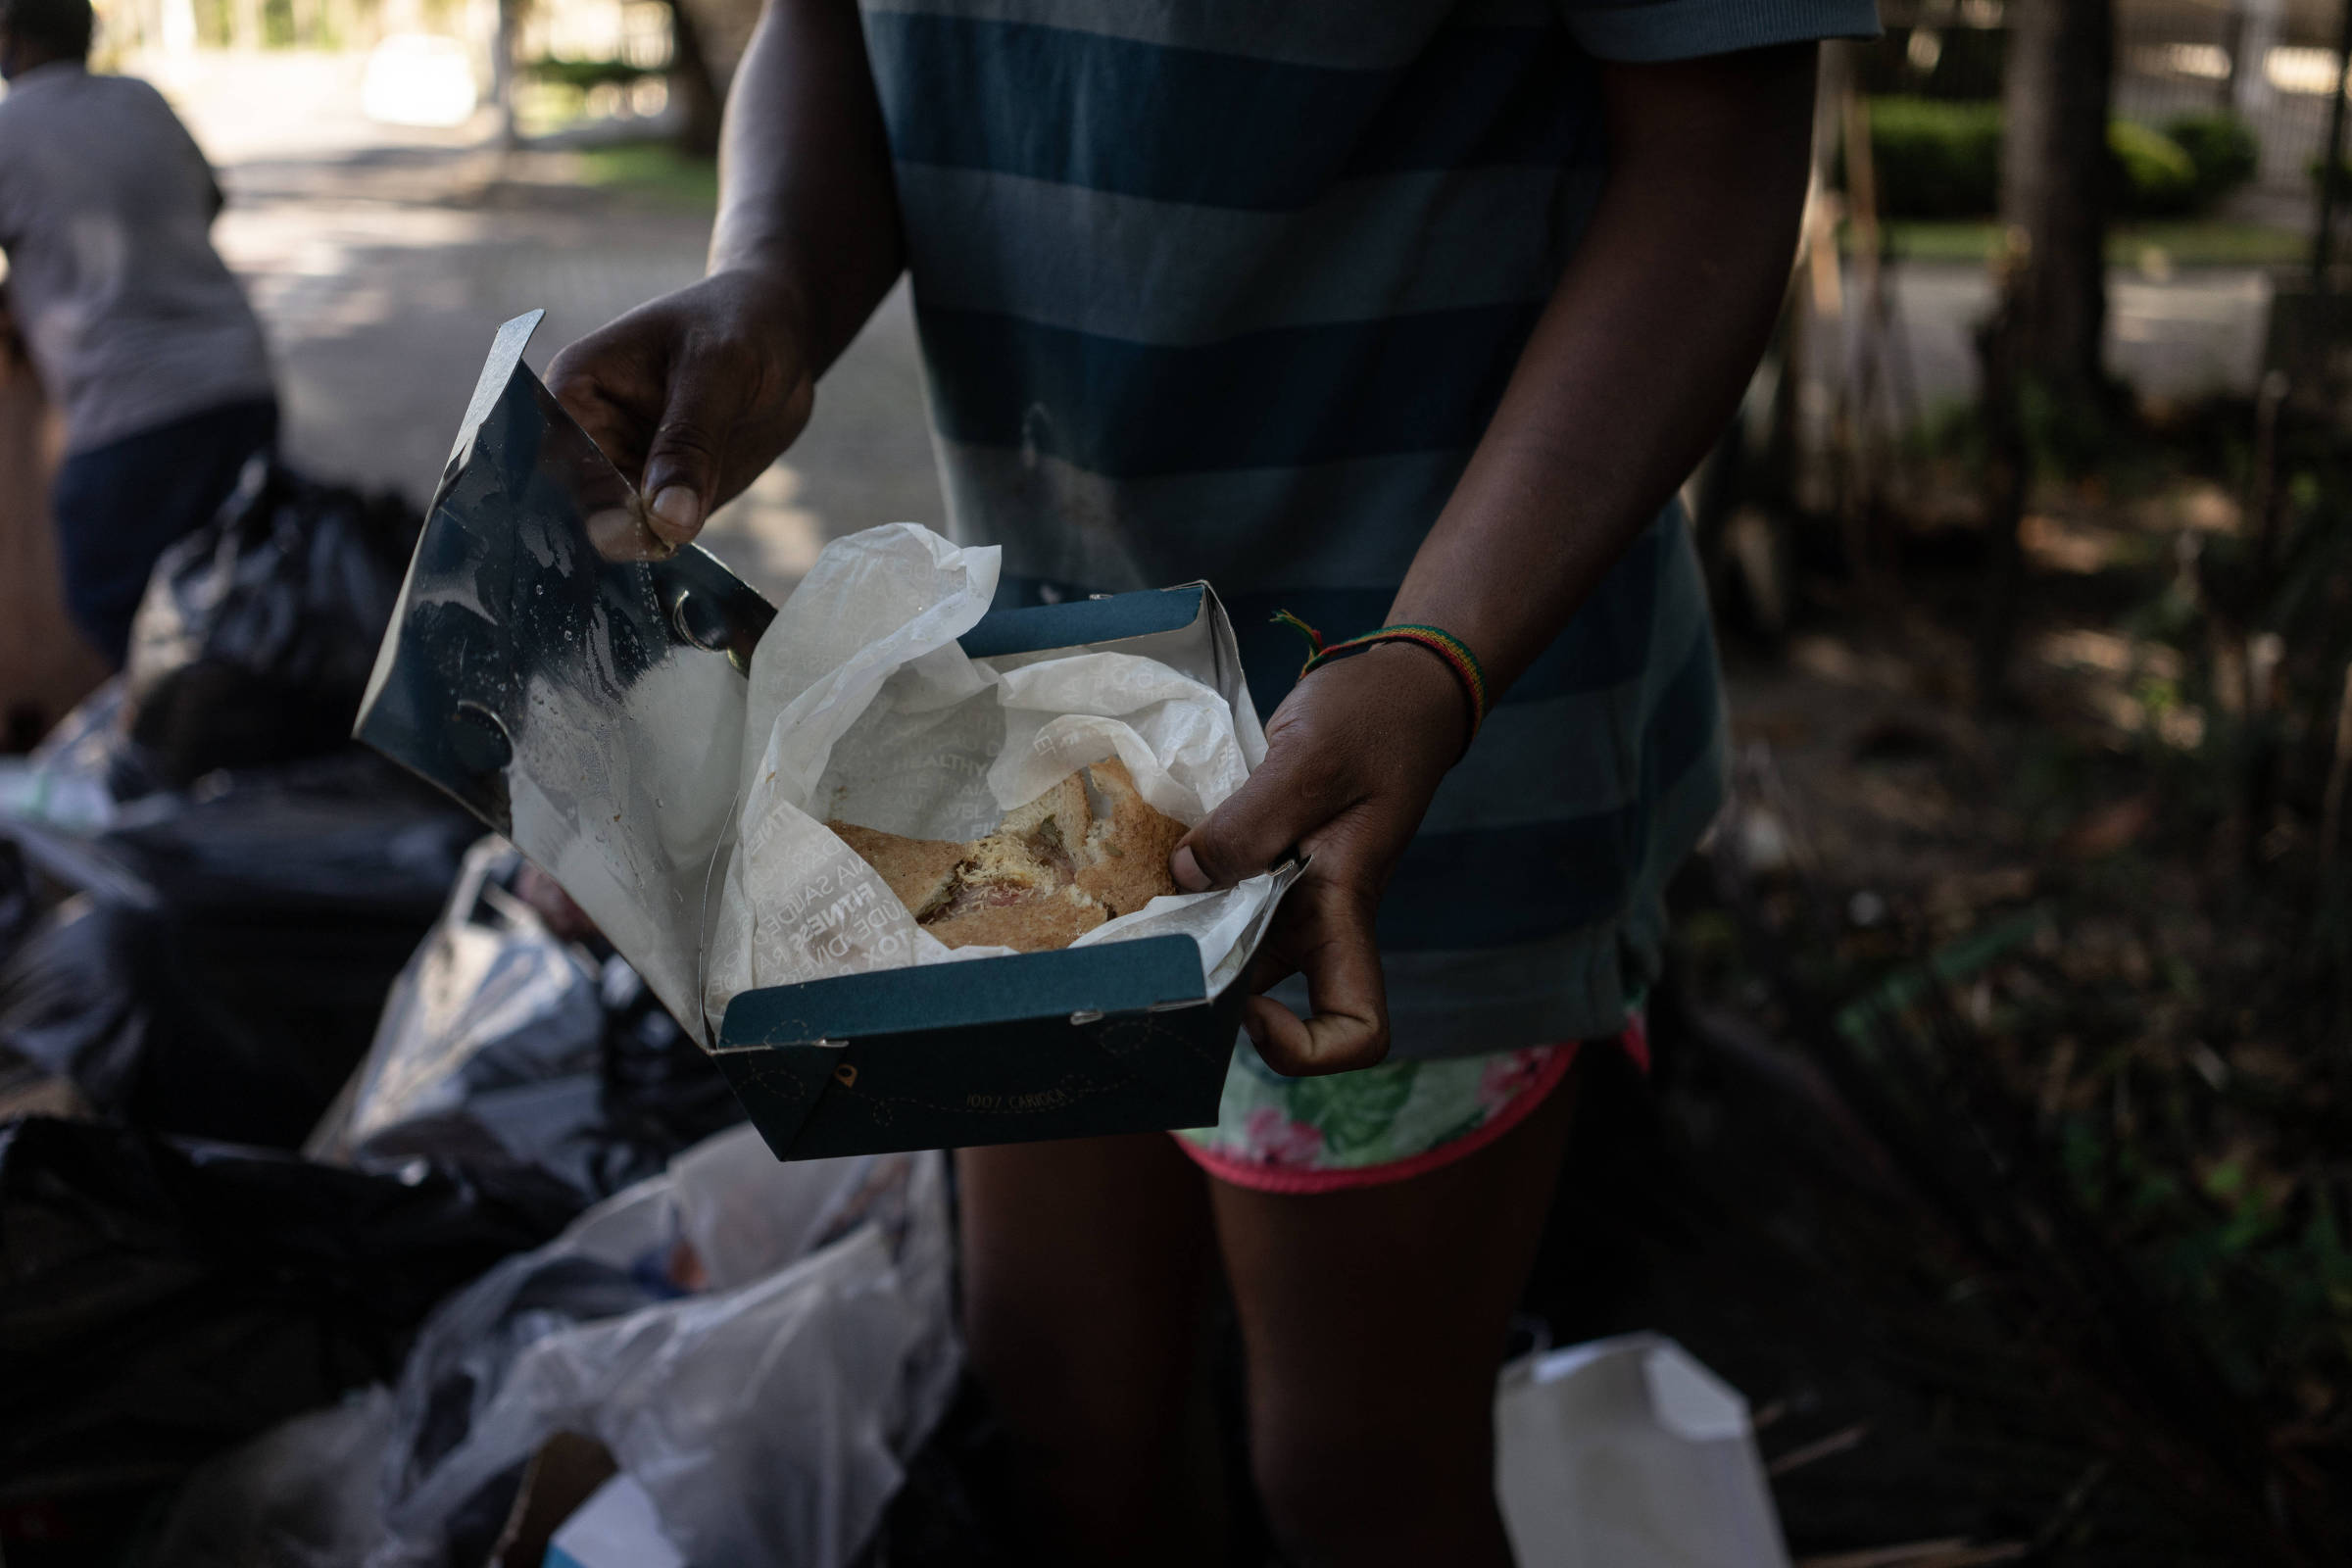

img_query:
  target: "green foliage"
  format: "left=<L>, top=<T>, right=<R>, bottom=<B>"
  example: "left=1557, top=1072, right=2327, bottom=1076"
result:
left=2143, top=394, right=2352, bottom=988
left=529, top=57, right=660, bottom=92
left=1868, top=96, right=2005, bottom=219
left=1869, top=219, right=2305, bottom=268
left=576, top=141, right=720, bottom=208
left=2016, top=368, right=2126, bottom=475
left=2109, top=120, right=2200, bottom=218
left=1867, top=101, right=2235, bottom=220
left=190, top=0, right=233, bottom=47
left=2163, top=112, right=2260, bottom=205
left=2060, top=1107, right=2352, bottom=1404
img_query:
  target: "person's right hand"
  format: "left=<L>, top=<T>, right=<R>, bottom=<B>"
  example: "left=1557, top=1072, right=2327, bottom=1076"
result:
left=545, top=268, right=816, bottom=553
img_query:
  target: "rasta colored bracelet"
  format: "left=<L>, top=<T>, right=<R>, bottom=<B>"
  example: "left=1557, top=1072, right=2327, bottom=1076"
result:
left=1273, top=611, right=1491, bottom=743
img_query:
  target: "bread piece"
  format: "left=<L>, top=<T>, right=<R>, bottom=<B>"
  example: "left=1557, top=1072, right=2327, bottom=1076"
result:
left=1074, top=758, right=1186, bottom=916
left=827, top=821, right=966, bottom=920
left=827, top=760, right=1190, bottom=954
left=987, top=771, right=1090, bottom=876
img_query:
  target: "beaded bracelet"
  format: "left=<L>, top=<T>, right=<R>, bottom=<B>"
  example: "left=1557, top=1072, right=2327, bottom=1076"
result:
left=1273, top=611, right=1491, bottom=746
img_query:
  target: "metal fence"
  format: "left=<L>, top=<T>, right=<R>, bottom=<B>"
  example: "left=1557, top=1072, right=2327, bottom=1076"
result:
left=1866, top=0, right=2352, bottom=198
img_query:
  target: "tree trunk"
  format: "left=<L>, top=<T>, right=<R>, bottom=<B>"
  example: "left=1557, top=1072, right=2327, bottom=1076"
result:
left=1974, top=300, right=2030, bottom=710
left=1996, top=0, right=2114, bottom=413
left=664, top=0, right=726, bottom=160
left=1978, top=0, right=2114, bottom=704
left=2232, top=0, right=2284, bottom=121
left=492, top=0, right=520, bottom=151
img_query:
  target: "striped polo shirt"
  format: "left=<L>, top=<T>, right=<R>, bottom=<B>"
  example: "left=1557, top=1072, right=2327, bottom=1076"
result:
left=859, top=0, right=1878, bottom=1059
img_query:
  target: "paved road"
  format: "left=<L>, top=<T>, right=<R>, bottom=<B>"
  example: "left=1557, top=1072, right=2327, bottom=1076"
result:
left=163, top=51, right=2278, bottom=607
left=1823, top=263, right=2271, bottom=417
left=171, top=51, right=941, bottom=604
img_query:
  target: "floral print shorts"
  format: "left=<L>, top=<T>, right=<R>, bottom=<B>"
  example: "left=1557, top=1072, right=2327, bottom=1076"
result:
left=1173, top=1010, right=1647, bottom=1195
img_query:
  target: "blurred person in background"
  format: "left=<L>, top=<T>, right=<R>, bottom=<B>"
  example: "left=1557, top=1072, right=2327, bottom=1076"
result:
left=0, top=0, right=275, bottom=667
left=550, top=0, right=1873, bottom=1561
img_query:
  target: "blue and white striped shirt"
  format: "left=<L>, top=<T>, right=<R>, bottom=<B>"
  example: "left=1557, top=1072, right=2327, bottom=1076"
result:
left=859, top=0, right=1878, bottom=1057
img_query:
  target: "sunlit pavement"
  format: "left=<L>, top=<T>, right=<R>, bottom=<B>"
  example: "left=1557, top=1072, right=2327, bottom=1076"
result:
left=1815, top=264, right=2275, bottom=422
left=146, top=50, right=2274, bottom=605
left=153, top=50, right=941, bottom=604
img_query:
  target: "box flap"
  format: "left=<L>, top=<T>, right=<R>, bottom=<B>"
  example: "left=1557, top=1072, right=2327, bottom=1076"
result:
left=716, top=931, right=1207, bottom=1047
left=957, top=586, right=1204, bottom=660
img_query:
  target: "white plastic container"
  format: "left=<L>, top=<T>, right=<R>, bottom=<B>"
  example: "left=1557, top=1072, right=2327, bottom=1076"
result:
left=1494, top=1333, right=1790, bottom=1568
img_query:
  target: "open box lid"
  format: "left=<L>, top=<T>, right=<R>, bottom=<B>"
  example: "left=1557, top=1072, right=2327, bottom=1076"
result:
left=355, top=311, right=1272, bottom=1049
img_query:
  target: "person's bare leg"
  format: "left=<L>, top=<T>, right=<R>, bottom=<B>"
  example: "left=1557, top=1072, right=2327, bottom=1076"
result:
left=1209, top=1067, right=1582, bottom=1568
left=956, top=1132, right=1218, bottom=1564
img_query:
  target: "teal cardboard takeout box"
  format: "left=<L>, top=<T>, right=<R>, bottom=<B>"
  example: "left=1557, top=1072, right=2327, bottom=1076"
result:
left=355, top=311, right=1280, bottom=1159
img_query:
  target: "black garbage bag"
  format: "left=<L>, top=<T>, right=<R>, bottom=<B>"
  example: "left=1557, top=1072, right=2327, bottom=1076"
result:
left=0, top=897, right=182, bottom=1117
left=594, top=947, right=746, bottom=1182
left=0, top=750, right=478, bottom=1148
left=120, top=458, right=418, bottom=787
left=311, top=839, right=743, bottom=1209
left=0, top=838, right=77, bottom=1121
left=0, top=836, right=32, bottom=963
left=2, top=679, right=165, bottom=825
left=0, top=1116, right=572, bottom=1566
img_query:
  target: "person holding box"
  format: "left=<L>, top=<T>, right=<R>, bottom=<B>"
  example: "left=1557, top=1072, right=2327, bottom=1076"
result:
left=549, top=0, right=1875, bottom=1559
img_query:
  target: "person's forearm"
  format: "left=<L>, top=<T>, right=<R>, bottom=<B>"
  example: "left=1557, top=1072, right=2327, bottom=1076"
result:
left=1387, top=44, right=1817, bottom=696
left=708, top=0, right=904, bottom=374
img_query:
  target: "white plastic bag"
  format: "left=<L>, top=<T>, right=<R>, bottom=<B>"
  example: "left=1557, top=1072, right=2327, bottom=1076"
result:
left=701, top=522, right=1277, bottom=1023
left=1494, top=1333, right=1791, bottom=1568
left=368, top=1125, right=957, bottom=1568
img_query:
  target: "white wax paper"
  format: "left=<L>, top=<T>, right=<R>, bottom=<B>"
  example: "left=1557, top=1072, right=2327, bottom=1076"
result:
left=699, top=524, right=1279, bottom=1030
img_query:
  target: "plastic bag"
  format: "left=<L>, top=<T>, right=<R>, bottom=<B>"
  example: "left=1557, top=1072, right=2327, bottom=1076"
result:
left=310, top=838, right=743, bottom=1207
left=121, top=458, right=419, bottom=787
left=371, top=1125, right=959, bottom=1568
left=312, top=840, right=607, bottom=1165
left=0, top=890, right=431, bottom=1150
left=0, top=835, right=32, bottom=963
left=145, top=1388, right=398, bottom=1568
left=0, top=895, right=198, bottom=1122
left=700, top=522, right=1279, bottom=1022
left=0, top=1117, right=569, bottom=1561
left=0, top=752, right=478, bottom=1148
left=0, top=678, right=150, bottom=834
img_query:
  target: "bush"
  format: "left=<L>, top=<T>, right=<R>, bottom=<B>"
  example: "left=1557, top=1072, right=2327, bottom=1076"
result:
left=1869, top=96, right=2004, bottom=219
left=2164, top=112, right=2260, bottom=204
left=528, top=56, right=658, bottom=92
left=1867, top=102, right=2239, bottom=221
left=2110, top=120, right=2200, bottom=217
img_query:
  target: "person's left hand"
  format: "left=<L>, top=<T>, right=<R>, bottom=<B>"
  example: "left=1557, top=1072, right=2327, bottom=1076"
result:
left=1171, top=641, right=1469, bottom=1076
